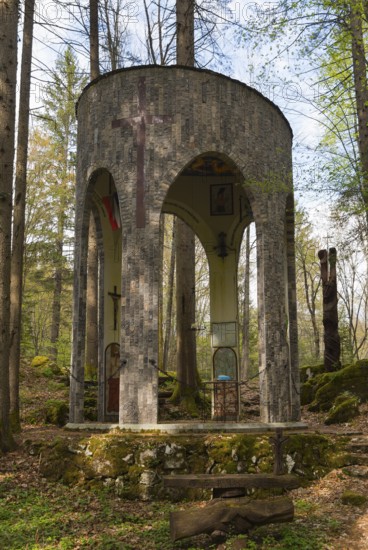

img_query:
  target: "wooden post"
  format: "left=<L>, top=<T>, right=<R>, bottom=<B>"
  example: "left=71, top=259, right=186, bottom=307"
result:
left=269, top=428, right=289, bottom=475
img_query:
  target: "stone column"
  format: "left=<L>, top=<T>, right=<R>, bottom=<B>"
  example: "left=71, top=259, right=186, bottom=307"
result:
left=255, top=194, right=293, bottom=422
left=119, top=217, right=160, bottom=424
left=69, top=203, right=89, bottom=423
left=286, top=195, right=300, bottom=420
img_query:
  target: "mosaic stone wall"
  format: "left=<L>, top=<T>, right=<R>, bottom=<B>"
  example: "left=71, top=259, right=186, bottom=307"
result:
left=70, top=65, right=299, bottom=424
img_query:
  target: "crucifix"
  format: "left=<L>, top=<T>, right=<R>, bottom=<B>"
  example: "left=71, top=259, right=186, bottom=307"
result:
left=108, top=286, right=121, bottom=331
left=112, top=76, right=173, bottom=228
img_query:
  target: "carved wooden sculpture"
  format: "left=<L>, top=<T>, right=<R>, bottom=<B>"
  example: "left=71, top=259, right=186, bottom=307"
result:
left=318, top=248, right=341, bottom=371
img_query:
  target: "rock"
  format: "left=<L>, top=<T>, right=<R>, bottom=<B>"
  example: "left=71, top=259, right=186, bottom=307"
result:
left=140, top=470, right=158, bottom=486
left=139, top=448, right=157, bottom=467
left=342, top=466, right=368, bottom=478
left=310, top=362, right=368, bottom=411
left=325, top=394, right=360, bottom=425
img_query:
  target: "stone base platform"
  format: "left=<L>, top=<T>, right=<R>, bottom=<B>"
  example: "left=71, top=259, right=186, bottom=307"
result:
left=65, top=421, right=308, bottom=434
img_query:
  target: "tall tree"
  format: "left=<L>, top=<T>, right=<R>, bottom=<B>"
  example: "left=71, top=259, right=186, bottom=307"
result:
left=162, top=216, right=176, bottom=372
left=9, top=0, right=35, bottom=432
left=295, top=209, right=322, bottom=363
left=0, top=0, right=18, bottom=452
left=246, top=1, right=368, bottom=234
left=85, top=0, right=100, bottom=379
left=170, top=0, right=199, bottom=413
left=41, top=47, right=87, bottom=362
left=90, top=0, right=99, bottom=79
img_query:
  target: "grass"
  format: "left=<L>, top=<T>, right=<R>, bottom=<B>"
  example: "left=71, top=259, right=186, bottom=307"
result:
left=0, top=475, right=345, bottom=550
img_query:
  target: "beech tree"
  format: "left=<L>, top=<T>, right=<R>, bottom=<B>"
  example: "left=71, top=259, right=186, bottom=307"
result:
left=0, top=0, right=18, bottom=452
left=246, top=1, right=368, bottom=233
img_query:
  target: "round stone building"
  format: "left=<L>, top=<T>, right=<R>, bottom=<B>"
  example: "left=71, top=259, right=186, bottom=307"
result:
left=70, top=65, right=300, bottom=427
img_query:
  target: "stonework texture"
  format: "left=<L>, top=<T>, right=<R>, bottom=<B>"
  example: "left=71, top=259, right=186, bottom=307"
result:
left=70, top=65, right=300, bottom=425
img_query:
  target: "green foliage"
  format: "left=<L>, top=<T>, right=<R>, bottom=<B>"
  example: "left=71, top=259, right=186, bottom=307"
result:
left=22, top=48, right=87, bottom=367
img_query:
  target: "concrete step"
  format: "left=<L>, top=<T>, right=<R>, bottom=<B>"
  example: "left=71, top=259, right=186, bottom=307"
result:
left=347, top=440, right=368, bottom=453
left=347, top=453, right=368, bottom=466
left=343, top=465, right=368, bottom=478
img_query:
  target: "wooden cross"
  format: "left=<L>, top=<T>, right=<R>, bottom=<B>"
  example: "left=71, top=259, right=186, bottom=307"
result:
left=111, top=76, right=173, bottom=228
left=269, top=429, right=289, bottom=475
left=108, top=286, right=121, bottom=331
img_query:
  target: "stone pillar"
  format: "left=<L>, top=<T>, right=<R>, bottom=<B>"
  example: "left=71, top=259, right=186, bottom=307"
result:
left=286, top=195, right=300, bottom=420
left=69, top=205, right=89, bottom=423
left=119, top=218, right=160, bottom=424
left=255, top=194, right=293, bottom=422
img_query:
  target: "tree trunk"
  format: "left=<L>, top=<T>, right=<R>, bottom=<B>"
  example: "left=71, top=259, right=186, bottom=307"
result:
left=172, top=0, right=198, bottom=412
left=0, top=0, right=18, bottom=452
left=301, top=258, right=320, bottom=360
left=318, top=248, right=341, bottom=371
left=350, top=0, right=368, bottom=227
left=172, top=219, right=198, bottom=409
left=85, top=0, right=100, bottom=380
left=162, top=217, right=176, bottom=372
left=49, top=240, right=63, bottom=361
left=9, top=0, right=35, bottom=433
left=176, top=0, right=194, bottom=66
left=90, top=0, right=99, bottom=79
left=241, top=226, right=251, bottom=379
left=170, top=496, right=294, bottom=541
left=86, top=213, right=98, bottom=379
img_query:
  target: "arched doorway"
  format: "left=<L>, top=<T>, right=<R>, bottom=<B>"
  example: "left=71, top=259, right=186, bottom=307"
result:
left=70, top=168, right=122, bottom=423
left=161, top=152, right=252, bottom=420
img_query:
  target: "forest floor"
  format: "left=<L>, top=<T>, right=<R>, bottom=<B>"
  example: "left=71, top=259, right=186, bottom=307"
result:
left=1, top=364, right=368, bottom=549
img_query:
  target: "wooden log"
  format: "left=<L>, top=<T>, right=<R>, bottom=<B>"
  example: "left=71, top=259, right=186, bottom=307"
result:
left=163, top=473, right=300, bottom=490
left=170, top=496, right=294, bottom=541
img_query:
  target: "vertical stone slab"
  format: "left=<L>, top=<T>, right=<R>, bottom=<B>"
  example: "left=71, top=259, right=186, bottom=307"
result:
left=69, top=197, right=89, bottom=423
left=285, top=195, right=300, bottom=420
left=119, top=216, right=160, bottom=424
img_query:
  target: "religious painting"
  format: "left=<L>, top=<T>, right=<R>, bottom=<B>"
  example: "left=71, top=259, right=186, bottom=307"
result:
left=182, top=155, right=234, bottom=176
left=210, top=183, right=233, bottom=216
left=105, top=342, right=120, bottom=414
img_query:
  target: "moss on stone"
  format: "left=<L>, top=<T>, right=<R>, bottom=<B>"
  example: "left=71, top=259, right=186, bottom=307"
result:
left=284, top=434, right=348, bottom=480
left=301, top=372, right=336, bottom=407
left=31, top=356, right=49, bottom=368
left=31, top=356, right=62, bottom=377
left=309, top=362, right=368, bottom=412
left=34, top=432, right=354, bottom=499
left=341, top=490, right=367, bottom=506
left=86, top=435, right=135, bottom=478
left=325, top=394, right=360, bottom=425
left=39, top=439, right=85, bottom=484
left=299, top=363, right=325, bottom=384
left=44, top=400, right=69, bottom=427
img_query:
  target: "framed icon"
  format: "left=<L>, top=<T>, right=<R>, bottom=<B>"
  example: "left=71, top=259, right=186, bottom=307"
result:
left=210, top=183, right=233, bottom=216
